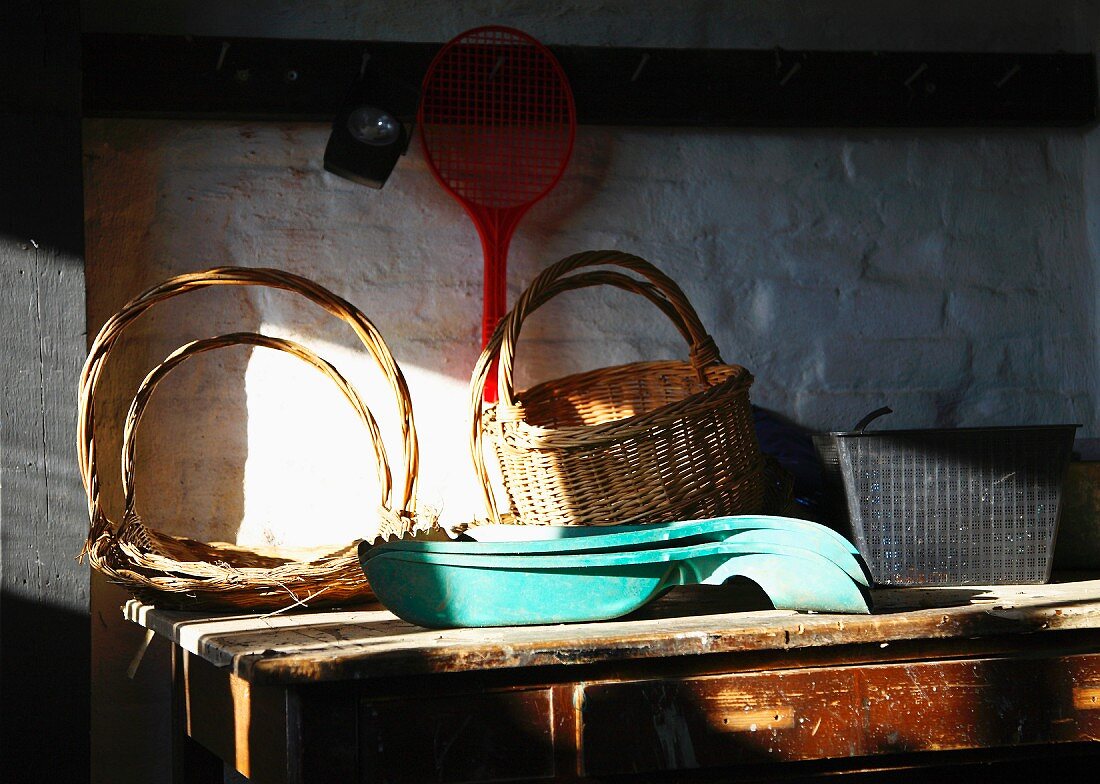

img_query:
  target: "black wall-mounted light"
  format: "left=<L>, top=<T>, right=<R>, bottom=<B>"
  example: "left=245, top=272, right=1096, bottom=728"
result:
left=323, top=62, right=415, bottom=189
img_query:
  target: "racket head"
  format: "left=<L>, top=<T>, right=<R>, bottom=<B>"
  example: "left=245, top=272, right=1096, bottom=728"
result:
left=418, top=25, right=576, bottom=213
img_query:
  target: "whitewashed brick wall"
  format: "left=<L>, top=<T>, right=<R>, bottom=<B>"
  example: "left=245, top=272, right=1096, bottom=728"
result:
left=85, top=121, right=1099, bottom=540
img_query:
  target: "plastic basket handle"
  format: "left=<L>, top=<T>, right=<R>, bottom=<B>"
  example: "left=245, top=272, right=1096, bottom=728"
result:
left=79, top=267, right=417, bottom=550
left=118, top=333, right=395, bottom=535
left=469, top=264, right=717, bottom=524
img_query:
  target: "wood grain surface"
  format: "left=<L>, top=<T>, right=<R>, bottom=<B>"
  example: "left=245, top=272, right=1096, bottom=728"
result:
left=126, top=575, right=1100, bottom=684
left=0, top=1, right=89, bottom=779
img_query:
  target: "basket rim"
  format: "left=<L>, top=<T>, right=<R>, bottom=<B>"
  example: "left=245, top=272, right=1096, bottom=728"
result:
left=816, top=423, right=1081, bottom=439
left=487, top=360, right=753, bottom=447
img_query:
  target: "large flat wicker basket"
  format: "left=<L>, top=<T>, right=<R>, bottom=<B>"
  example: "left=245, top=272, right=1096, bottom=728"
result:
left=78, top=267, right=420, bottom=610
left=470, top=250, right=767, bottom=527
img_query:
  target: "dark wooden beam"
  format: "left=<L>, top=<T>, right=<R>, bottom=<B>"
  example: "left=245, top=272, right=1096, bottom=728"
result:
left=0, top=1, right=89, bottom=781
left=81, top=33, right=1098, bottom=127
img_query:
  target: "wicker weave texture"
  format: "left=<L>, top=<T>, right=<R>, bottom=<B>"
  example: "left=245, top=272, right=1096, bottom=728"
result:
left=78, top=268, right=419, bottom=610
left=471, top=250, right=766, bottom=527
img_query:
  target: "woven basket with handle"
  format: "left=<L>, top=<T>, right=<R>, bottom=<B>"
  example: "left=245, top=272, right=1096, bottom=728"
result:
left=79, top=267, right=419, bottom=610
left=470, top=249, right=767, bottom=527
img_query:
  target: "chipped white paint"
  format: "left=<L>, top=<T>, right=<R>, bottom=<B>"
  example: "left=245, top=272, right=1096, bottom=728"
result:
left=653, top=692, right=700, bottom=769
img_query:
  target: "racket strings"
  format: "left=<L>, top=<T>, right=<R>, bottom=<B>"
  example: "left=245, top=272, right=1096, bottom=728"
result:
left=421, top=29, right=574, bottom=209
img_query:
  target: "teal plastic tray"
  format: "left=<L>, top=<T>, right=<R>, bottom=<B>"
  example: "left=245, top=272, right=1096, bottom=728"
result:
left=461, top=515, right=857, bottom=552
left=363, top=523, right=869, bottom=587
left=372, top=514, right=863, bottom=559
left=362, top=538, right=871, bottom=628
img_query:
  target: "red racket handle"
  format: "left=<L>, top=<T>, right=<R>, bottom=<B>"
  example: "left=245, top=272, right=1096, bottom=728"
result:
left=479, top=227, right=515, bottom=404
left=481, top=244, right=506, bottom=348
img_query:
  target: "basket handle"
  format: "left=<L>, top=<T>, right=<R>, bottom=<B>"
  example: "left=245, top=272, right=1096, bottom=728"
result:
left=79, top=267, right=417, bottom=550
left=469, top=262, right=714, bottom=524
left=118, top=333, right=395, bottom=534
left=491, top=250, right=720, bottom=410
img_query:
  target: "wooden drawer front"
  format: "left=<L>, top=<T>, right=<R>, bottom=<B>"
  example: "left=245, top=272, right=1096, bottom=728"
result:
left=359, top=688, right=556, bottom=783
left=581, top=667, right=861, bottom=775
left=861, top=653, right=1100, bottom=753
left=580, top=652, right=1100, bottom=777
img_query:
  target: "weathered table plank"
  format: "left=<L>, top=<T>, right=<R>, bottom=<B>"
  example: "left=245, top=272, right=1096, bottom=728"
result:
left=145, top=577, right=1100, bottom=783
left=126, top=575, right=1100, bottom=685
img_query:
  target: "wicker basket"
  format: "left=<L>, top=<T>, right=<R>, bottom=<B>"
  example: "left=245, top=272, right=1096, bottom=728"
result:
left=79, top=267, right=420, bottom=610
left=470, top=249, right=766, bottom=527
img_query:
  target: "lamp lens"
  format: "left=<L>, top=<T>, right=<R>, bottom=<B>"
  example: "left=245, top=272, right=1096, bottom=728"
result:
left=347, top=106, right=400, bottom=146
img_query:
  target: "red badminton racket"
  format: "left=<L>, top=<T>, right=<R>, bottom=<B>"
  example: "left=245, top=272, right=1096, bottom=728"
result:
left=418, top=25, right=575, bottom=401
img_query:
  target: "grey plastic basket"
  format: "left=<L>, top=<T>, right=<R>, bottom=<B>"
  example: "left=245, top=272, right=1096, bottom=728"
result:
left=813, top=421, right=1077, bottom=585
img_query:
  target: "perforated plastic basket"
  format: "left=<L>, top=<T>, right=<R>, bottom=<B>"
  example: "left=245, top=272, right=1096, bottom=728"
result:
left=813, top=424, right=1077, bottom=585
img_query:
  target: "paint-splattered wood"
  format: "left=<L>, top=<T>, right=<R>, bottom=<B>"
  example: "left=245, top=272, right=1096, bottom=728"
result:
left=576, top=650, right=1100, bottom=776
left=125, top=575, right=1100, bottom=685
left=356, top=651, right=1100, bottom=779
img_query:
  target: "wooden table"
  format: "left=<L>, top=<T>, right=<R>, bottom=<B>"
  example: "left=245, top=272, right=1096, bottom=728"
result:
left=127, top=576, right=1100, bottom=783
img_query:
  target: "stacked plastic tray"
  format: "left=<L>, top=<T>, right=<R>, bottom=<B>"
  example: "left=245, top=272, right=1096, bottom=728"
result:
left=360, top=516, right=871, bottom=628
